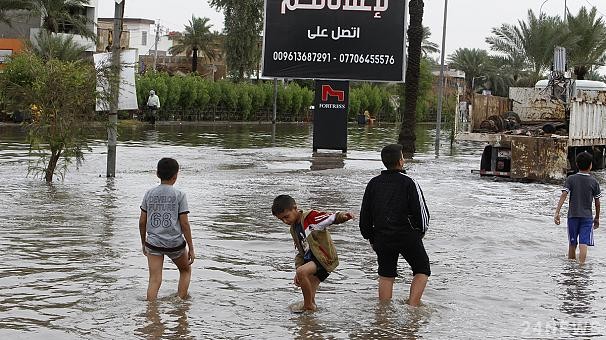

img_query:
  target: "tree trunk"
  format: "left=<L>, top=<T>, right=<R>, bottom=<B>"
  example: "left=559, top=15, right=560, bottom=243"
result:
left=575, top=66, right=587, bottom=80
left=45, top=148, right=62, bottom=183
left=398, top=0, right=424, bottom=158
left=192, top=48, right=199, bottom=73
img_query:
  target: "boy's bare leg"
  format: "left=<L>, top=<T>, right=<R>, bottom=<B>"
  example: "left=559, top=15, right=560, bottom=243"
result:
left=578, top=244, right=588, bottom=265
left=408, top=274, right=428, bottom=307
left=378, top=276, right=395, bottom=301
left=296, top=261, right=319, bottom=311
left=147, top=254, right=164, bottom=301
left=310, top=276, right=320, bottom=307
left=172, top=251, right=192, bottom=299
left=568, top=245, right=577, bottom=260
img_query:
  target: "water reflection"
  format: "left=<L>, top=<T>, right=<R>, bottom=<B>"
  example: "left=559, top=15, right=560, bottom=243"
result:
left=558, top=262, right=599, bottom=337
left=349, top=302, right=427, bottom=339
left=293, top=313, right=327, bottom=340
left=310, top=152, right=345, bottom=171
left=135, top=300, right=192, bottom=340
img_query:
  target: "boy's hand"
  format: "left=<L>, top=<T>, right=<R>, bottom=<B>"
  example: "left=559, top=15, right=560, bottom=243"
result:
left=344, top=212, right=355, bottom=221
left=142, top=244, right=147, bottom=256
left=293, top=273, right=301, bottom=287
left=554, top=214, right=561, bottom=225
left=188, top=250, right=196, bottom=265
left=594, top=217, right=600, bottom=229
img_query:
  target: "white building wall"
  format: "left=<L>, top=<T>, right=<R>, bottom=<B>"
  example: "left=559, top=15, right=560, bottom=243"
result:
left=126, top=22, right=154, bottom=58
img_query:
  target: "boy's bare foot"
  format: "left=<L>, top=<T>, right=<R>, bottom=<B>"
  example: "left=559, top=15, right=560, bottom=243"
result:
left=303, top=303, right=317, bottom=312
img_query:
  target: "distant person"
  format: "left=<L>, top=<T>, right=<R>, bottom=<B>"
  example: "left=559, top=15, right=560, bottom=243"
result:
left=554, top=151, right=601, bottom=265
left=146, top=90, right=161, bottom=124
left=139, top=158, right=195, bottom=301
left=359, top=144, right=430, bottom=307
left=271, top=195, right=354, bottom=312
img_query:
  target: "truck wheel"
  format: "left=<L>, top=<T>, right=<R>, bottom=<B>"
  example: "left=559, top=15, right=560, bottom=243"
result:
left=480, top=145, right=492, bottom=172
left=593, top=146, right=605, bottom=170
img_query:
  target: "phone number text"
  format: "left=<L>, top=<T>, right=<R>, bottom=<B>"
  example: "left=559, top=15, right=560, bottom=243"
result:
left=272, top=51, right=396, bottom=65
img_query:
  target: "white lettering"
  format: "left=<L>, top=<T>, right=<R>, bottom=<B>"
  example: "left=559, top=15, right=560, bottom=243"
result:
left=282, top=0, right=387, bottom=16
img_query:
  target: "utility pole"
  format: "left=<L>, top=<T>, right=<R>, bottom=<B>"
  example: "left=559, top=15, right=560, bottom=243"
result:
left=272, top=78, right=278, bottom=124
left=435, top=0, right=448, bottom=156
left=107, top=0, right=124, bottom=178
left=152, top=20, right=161, bottom=72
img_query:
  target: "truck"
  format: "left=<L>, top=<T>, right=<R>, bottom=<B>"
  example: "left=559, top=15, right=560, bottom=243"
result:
left=455, top=48, right=606, bottom=182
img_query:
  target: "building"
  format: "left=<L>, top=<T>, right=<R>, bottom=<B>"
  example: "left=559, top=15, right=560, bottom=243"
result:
left=0, top=0, right=98, bottom=54
left=97, top=17, right=154, bottom=58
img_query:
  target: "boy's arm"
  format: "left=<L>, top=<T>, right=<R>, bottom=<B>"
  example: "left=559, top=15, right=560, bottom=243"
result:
left=179, top=214, right=195, bottom=264
left=139, top=211, right=147, bottom=255
left=407, top=180, right=430, bottom=233
left=334, top=211, right=355, bottom=224
left=359, top=185, right=374, bottom=244
left=594, top=198, right=600, bottom=229
left=554, top=191, right=568, bottom=225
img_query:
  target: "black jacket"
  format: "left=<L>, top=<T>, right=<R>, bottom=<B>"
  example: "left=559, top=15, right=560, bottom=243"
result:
left=359, top=169, right=430, bottom=246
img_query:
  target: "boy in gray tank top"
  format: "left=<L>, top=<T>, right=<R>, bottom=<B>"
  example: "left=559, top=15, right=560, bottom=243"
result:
left=139, top=158, right=195, bottom=300
left=554, top=152, right=601, bottom=265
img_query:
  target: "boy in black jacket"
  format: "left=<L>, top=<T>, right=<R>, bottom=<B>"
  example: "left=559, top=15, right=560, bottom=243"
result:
left=359, top=144, right=430, bottom=306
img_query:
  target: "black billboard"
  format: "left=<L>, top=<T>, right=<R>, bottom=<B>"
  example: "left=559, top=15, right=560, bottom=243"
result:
left=262, top=0, right=407, bottom=82
left=313, top=80, right=349, bottom=152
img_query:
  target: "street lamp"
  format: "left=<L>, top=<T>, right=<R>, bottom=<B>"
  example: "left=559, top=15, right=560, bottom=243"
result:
left=539, top=0, right=550, bottom=16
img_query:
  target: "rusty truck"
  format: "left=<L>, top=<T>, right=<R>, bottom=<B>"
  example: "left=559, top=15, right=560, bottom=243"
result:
left=455, top=71, right=606, bottom=182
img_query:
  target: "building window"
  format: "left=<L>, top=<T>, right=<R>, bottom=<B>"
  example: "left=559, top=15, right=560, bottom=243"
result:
left=142, top=31, right=148, bottom=46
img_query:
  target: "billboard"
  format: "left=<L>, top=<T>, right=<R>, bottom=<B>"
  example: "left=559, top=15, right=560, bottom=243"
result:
left=262, top=0, right=407, bottom=82
left=313, top=80, right=349, bottom=152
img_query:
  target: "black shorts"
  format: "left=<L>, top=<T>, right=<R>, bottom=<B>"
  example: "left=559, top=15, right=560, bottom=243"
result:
left=375, top=237, right=430, bottom=277
left=306, top=256, right=330, bottom=282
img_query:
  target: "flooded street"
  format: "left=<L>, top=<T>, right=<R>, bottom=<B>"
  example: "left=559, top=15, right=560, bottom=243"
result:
left=1, top=122, right=605, bottom=339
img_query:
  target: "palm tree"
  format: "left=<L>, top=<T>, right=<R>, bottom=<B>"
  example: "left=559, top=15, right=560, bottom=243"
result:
left=0, top=0, right=31, bottom=25
left=29, top=30, right=87, bottom=61
left=486, top=10, right=565, bottom=84
left=0, top=0, right=95, bottom=39
left=169, top=16, right=218, bottom=74
left=398, top=0, right=424, bottom=157
left=564, top=7, right=606, bottom=80
left=421, top=26, right=439, bottom=57
left=447, top=48, right=491, bottom=94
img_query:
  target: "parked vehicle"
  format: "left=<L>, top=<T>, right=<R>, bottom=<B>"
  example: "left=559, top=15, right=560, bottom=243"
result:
left=456, top=49, right=606, bottom=182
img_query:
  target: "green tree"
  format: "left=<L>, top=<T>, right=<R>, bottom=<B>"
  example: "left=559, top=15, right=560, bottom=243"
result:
left=486, top=10, right=565, bottom=84
left=564, top=7, right=606, bottom=80
left=169, top=16, right=218, bottom=73
left=0, top=52, right=97, bottom=182
left=422, top=26, right=440, bottom=57
left=0, top=0, right=96, bottom=39
left=29, top=30, right=87, bottom=61
left=209, top=0, right=264, bottom=81
left=398, top=0, right=424, bottom=157
left=447, top=48, right=491, bottom=94
left=0, top=0, right=28, bottom=25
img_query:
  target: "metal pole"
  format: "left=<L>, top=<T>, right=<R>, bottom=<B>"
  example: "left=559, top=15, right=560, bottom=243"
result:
left=107, top=1, right=124, bottom=178
left=435, top=0, right=448, bottom=156
left=272, top=78, right=278, bottom=124
left=152, top=20, right=160, bottom=72
left=564, top=0, right=567, bottom=22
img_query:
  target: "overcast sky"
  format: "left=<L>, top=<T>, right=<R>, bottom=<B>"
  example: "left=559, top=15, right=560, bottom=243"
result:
left=99, top=0, right=606, bottom=62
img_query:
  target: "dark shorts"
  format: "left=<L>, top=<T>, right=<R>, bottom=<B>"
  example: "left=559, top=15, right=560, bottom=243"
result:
left=374, top=237, right=430, bottom=277
left=568, top=217, right=594, bottom=246
left=306, top=256, right=330, bottom=282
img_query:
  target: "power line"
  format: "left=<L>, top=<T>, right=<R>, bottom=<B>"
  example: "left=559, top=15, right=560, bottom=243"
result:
left=582, top=0, right=606, bottom=17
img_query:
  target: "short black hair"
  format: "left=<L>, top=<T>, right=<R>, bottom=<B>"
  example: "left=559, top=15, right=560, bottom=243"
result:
left=157, top=157, right=179, bottom=180
left=272, top=195, right=296, bottom=215
left=381, top=144, right=403, bottom=169
left=576, top=151, right=593, bottom=171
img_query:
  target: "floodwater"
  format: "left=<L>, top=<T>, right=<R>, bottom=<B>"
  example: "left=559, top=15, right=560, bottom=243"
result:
left=1, top=122, right=605, bottom=339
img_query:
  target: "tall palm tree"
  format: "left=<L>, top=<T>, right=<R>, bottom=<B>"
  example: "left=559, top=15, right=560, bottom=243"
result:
left=447, top=48, right=491, bottom=94
left=398, top=0, right=424, bottom=157
left=486, top=10, right=565, bottom=84
left=0, top=0, right=95, bottom=39
left=169, top=16, right=218, bottom=73
left=564, top=7, right=606, bottom=80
